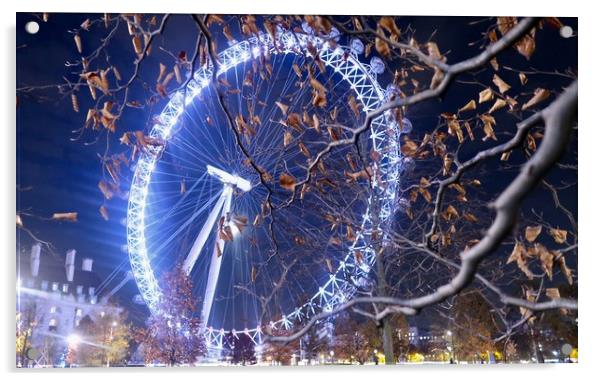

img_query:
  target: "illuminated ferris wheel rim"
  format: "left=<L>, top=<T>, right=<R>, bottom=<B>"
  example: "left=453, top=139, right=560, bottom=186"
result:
left=126, top=29, right=401, bottom=344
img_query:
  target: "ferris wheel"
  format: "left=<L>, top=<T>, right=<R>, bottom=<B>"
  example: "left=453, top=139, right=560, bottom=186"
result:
left=126, top=27, right=405, bottom=349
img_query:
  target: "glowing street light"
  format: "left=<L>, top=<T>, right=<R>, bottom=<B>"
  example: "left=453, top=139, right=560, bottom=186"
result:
left=67, top=334, right=81, bottom=347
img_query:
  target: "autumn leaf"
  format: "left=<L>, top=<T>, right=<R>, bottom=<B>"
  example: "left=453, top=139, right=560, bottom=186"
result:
left=251, top=266, right=257, bottom=283
left=279, top=173, right=296, bottom=191
left=537, top=244, right=554, bottom=279
left=488, top=98, right=507, bottom=114
left=554, top=252, right=573, bottom=285
left=549, top=228, right=568, bottom=244
left=375, top=35, right=391, bottom=59
left=479, top=114, right=497, bottom=141
left=132, top=35, right=143, bottom=56
left=507, top=242, right=534, bottom=280
left=522, top=88, right=550, bottom=110
left=71, top=94, right=79, bottom=113
left=478, top=88, right=494, bottom=103
left=98, top=180, right=114, bottom=200
left=52, top=212, right=78, bottom=222
left=519, top=72, right=528, bottom=85
left=99, top=205, right=109, bottom=221
left=379, top=16, right=401, bottom=37
left=283, top=131, right=293, bottom=147
left=463, top=212, right=478, bottom=223
left=525, top=225, right=542, bottom=242
left=443, top=155, right=453, bottom=176
left=546, top=288, right=560, bottom=300
left=74, top=34, right=83, bottom=54
left=458, top=100, right=476, bottom=113
left=492, top=74, right=511, bottom=94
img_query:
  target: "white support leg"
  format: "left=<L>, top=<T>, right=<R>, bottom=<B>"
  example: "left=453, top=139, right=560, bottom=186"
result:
left=182, top=186, right=229, bottom=275
left=201, top=185, right=233, bottom=327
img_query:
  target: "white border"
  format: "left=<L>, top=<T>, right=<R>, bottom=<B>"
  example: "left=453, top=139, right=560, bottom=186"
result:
left=4, top=1, right=599, bottom=380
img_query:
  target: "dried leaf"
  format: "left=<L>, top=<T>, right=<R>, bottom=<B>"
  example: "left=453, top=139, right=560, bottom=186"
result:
left=488, top=98, right=507, bottom=114
left=492, top=74, right=511, bottom=94
left=479, top=88, right=494, bottom=103
left=458, top=100, right=476, bottom=113
left=99, top=205, right=109, bottom=221
left=74, top=34, right=83, bottom=54
left=275, top=101, right=289, bottom=115
left=549, top=228, right=568, bottom=244
left=519, top=72, right=528, bottom=86
left=71, top=94, right=80, bottom=113
left=522, top=88, right=550, bottom=110
left=379, top=16, right=401, bottom=37
left=279, top=173, right=296, bottom=191
left=525, top=225, right=542, bottom=242
left=52, top=212, right=78, bottom=222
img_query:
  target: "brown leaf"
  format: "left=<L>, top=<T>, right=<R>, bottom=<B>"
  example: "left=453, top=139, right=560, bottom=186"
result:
left=522, top=88, right=550, bottom=110
left=554, top=252, right=573, bottom=285
left=279, top=173, right=296, bottom=191
left=99, top=205, right=109, bottom=221
left=379, top=16, right=401, bottom=37
left=492, top=74, right=511, bottom=94
left=488, top=98, right=507, bottom=114
left=537, top=244, right=554, bottom=279
left=519, top=72, right=528, bottom=86
left=478, top=88, right=494, bottom=103
left=71, top=94, right=79, bottom=113
left=375, top=35, right=391, bottom=59
left=525, top=225, right=542, bottom=242
left=74, top=34, right=83, bottom=54
left=458, top=100, right=476, bottom=113
left=549, top=228, right=568, bottom=244
left=52, top=212, right=78, bottom=222
left=546, top=288, right=560, bottom=300
left=283, top=131, right=293, bottom=147
left=251, top=266, right=257, bottom=283
left=132, top=35, right=143, bottom=55
left=507, top=242, right=534, bottom=280
left=480, top=114, right=497, bottom=141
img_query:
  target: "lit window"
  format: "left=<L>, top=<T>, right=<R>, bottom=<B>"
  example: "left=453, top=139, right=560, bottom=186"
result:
left=41, top=281, right=49, bottom=290
left=76, top=308, right=82, bottom=317
left=88, top=287, right=95, bottom=296
left=51, top=282, right=59, bottom=291
left=49, top=318, right=57, bottom=327
left=100, top=311, right=105, bottom=317
left=50, top=306, right=56, bottom=313
left=76, top=285, right=83, bottom=295
left=62, top=284, right=69, bottom=293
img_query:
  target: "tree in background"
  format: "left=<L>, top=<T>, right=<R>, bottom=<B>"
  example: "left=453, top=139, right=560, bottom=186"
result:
left=224, top=332, right=256, bottom=365
left=63, top=311, right=131, bottom=367
left=16, top=301, right=42, bottom=367
left=134, top=265, right=206, bottom=366
left=450, top=291, right=496, bottom=362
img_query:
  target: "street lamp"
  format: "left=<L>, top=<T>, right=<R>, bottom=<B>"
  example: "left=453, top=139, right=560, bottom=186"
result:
left=67, top=334, right=81, bottom=347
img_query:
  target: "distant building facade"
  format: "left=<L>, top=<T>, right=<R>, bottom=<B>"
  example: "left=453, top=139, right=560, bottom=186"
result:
left=17, top=243, right=121, bottom=367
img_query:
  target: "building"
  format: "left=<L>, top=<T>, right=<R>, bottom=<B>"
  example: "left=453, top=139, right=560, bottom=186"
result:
left=16, top=243, right=122, bottom=367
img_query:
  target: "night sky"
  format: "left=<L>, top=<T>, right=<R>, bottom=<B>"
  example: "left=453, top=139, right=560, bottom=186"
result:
left=16, top=13, right=578, bottom=326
